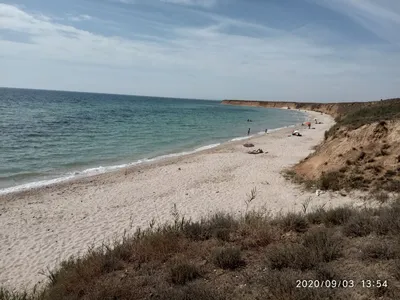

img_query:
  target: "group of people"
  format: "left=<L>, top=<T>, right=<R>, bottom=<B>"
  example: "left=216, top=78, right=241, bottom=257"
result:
left=247, top=128, right=268, bottom=136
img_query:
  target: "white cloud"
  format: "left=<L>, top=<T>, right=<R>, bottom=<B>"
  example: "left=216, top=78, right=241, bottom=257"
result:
left=310, top=0, right=400, bottom=46
left=160, top=0, right=217, bottom=8
left=0, top=3, right=399, bottom=101
left=67, top=14, right=93, bottom=22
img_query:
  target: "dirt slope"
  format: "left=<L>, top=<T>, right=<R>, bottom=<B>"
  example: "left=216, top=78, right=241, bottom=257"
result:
left=295, top=120, right=400, bottom=191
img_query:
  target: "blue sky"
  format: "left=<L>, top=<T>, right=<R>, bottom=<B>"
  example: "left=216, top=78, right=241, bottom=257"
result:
left=0, top=0, right=399, bottom=101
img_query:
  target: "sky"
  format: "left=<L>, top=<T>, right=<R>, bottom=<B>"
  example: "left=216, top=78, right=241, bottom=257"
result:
left=1, top=0, right=400, bottom=101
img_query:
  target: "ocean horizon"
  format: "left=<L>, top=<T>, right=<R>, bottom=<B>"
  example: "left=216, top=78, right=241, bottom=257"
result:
left=0, top=88, right=306, bottom=194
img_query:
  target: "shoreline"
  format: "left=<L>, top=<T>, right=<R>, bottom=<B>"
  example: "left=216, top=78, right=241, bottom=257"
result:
left=0, top=109, right=306, bottom=197
left=0, top=110, right=364, bottom=290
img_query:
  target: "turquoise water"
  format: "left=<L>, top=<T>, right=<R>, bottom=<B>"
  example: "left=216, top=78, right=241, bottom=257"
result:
left=0, top=88, right=306, bottom=192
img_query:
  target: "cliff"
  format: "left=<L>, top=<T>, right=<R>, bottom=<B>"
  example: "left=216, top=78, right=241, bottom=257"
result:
left=221, top=100, right=383, bottom=118
left=289, top=98, right=400, bottom=192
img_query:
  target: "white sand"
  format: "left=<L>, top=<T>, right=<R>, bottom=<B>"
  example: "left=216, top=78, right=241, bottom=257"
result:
left=0, top=111, right=364, bottom=290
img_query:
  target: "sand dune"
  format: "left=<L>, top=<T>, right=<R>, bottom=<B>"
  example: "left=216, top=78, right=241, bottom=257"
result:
left=0, top=111, right=364, bottom=290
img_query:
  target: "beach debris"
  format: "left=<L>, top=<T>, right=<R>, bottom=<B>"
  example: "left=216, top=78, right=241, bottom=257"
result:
left=178, top=167, right=181, bottom=170
left=243, top=143, right=255, bottom=148
left=248, top=149, right=264, bottom=154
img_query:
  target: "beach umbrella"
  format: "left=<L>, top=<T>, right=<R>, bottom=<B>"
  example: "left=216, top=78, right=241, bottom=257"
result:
left=305, top=122, right=311, bottom=126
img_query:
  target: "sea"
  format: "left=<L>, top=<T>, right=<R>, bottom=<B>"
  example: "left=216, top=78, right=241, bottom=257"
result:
left=0, top=88, right=306, bottom=194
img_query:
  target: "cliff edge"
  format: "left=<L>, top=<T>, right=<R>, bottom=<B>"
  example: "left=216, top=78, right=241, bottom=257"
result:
left=221, top=99, right=384, bottom=118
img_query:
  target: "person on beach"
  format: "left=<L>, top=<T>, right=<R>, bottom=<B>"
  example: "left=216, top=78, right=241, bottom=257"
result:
left=292, top=130, right=302, bottom=136
left=248, top=128, right=251, bottom=135
left=265, top=129, right=268, bottom=133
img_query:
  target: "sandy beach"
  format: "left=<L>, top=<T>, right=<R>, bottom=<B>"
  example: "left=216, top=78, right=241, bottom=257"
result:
left=0, top=110, right=364, bottom=290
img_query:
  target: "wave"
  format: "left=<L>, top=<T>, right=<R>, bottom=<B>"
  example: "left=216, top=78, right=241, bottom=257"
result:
left=0, top=144, right=221, bottom=196
left=0, top=120, right=304, bottom=196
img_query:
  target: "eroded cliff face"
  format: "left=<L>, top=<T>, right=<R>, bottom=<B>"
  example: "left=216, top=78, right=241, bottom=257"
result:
left=294, top=120, right=400, bottom=191
left=221, top=100, right=380, bottom=118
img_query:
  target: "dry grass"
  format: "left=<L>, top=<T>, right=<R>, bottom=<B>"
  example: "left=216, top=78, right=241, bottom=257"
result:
left=3, top=200, right=400, bottom=300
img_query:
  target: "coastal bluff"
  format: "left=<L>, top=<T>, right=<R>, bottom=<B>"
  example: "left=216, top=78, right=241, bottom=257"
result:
left=221, top=99, right=383, bottom=118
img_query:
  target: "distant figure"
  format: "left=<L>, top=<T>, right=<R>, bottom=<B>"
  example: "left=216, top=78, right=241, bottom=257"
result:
left=308, top=123, right=311, bottom=129
left=314, top=118, right=318, bottom=124
left=247, top=119, right=250, bottom=122
left=248, top=128, right=251, bottom=135
left=265, top=129, right=268, bottom=133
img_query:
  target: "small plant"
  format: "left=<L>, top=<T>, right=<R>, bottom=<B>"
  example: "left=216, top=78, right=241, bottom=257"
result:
left=170, top=262, right=200, bottom=285
left=245, top=187, right=257, bottom=212
left=324, top=130, right=329, bottom=140
left=212, top=247, right=244, bottom=270
left=301, top=197, right=312, bottom=214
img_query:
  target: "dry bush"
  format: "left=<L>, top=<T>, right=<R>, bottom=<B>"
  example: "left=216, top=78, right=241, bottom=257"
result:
left=239, top=212, right=275, bottom=249
left=266, top=227, right=342, bottom=272
left=260, top=269, right=341, bottom=300
left=278, top=212, right=308, bottom=233
left=383, top=180, right=400, bottom=192
left=393, top=259, right=400, bottom=280
left=371, top=190, right=390, bottom=204
left=342, top=212, right=375, bottom=237
left=302, top=227, right=343, bottom=263
left=361, top=240, right=399, bottom=260
left=375, top=199, right=400, bottom=235
left=170, top=262, right=200, bottom=285
left=183, top=221, right=211, bottom=241
left=306, top=207, right=326, bottom=225
left=183, top=213, right=237, bottom=242
left=322, top=206, right=354, bottom=226
left=212, top=247, right=244, bottom=270
left=317, top=171, right=342, bottom=191
left=265, top=243, right=314, bottom=271
left=0, top=288, right=44, bottom=300
left=157, top=284, right=223, bottom=300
